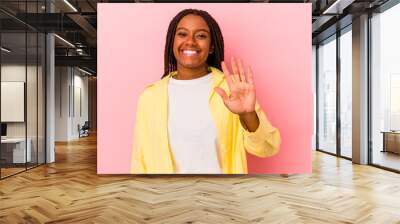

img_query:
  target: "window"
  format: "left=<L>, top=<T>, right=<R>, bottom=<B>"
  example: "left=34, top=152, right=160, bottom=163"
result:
left=371, top=2, right=400, bottom=171
left=340, top=27, right=352, bottom=158
left=317, top=35, right=337, bottom=154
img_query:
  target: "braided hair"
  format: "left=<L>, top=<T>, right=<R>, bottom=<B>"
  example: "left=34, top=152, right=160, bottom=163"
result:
left=162, top=9, right=224, bottom=78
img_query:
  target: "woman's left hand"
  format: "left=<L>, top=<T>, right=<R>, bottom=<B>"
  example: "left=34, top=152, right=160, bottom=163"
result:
left=215, top=57, right=256, bottom=115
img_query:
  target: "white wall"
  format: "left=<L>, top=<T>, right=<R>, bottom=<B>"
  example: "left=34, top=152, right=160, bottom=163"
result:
left=1, top=65, right=26, bottom=134
left=55, top=66, right=70, bottom=141
left=72, top=73, right=89, bottom=138
left=55, top=67, right=89, bottom=141
left=1, top=65, right=41, bottom=137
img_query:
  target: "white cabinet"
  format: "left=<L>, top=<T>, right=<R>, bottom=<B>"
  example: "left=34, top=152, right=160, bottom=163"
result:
left=1, top=138, right=32, bottom=163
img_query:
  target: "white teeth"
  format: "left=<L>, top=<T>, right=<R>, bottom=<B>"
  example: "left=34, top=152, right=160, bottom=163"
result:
left=182, top=50, right=197, bottom=56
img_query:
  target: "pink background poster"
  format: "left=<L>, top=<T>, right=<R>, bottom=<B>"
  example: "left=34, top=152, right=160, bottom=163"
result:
left=97, top=3, right=312, bottom=174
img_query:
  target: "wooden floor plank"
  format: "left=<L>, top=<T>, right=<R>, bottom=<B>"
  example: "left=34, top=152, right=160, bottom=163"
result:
left=1, top=134, right=400, bottom=223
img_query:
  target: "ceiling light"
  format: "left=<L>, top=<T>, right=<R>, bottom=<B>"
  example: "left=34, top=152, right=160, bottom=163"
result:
left=63, top=0, right=78, bottom=12
left=1, top=47, right=11, bottom=53
left=54, top=34, right=75, bottom=48
left=323, top=0, right=355, bottom=14
left=78, top=67, right=93, bottom=76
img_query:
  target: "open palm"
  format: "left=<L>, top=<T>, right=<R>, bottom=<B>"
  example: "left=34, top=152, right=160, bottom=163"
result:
left=215, top=57, right=256, bottom=115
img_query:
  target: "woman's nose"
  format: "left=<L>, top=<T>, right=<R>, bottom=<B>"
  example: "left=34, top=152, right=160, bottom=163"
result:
left=185, top=34, right=196, bottom=45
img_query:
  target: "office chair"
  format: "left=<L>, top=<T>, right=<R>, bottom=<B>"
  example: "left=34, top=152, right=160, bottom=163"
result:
left=79, top=121, right=90, bottom=138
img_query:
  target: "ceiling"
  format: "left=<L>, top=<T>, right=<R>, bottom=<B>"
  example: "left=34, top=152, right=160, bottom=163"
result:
left=0, top=0, right=393, bottom=75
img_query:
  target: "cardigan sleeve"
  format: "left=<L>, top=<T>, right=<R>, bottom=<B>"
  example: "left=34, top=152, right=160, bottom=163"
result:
left=131, top=94, right=147, bottom=173
left=242, top=103, right=281, bottom=158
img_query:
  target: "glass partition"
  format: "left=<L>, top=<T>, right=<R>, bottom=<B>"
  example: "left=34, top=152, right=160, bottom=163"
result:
left=38, top=32, right=45, bottom=165
left=27, top=31, right=38, bottom=169
left=1, top=31, right=28, bottom=177
left=0, top=1, right=46, bottom=179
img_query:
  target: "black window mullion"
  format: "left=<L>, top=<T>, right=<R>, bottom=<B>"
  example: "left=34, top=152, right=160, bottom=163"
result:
left=25, top=0, right=28, bottom=171
left=44, top=0, right=47, bottom=164
left=0, top=24, right=2, bottom=179
left=316, top=45, right=319, bottom=150
left=44, top=31, right=47, bottom=164
left=336, top=30, right=341, bottom=157
left=367, top=11, right=373, bottom=165
left=36, top=0, right=39, bottom=167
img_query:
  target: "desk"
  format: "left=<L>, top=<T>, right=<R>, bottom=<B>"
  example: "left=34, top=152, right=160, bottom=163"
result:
left=381, top=131, right=400, bottom=154
left=1, top=138, right=31, bottom=163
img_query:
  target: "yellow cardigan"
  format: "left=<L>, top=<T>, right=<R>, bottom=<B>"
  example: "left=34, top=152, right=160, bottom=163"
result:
left=131, top=67, right=281, bottom=174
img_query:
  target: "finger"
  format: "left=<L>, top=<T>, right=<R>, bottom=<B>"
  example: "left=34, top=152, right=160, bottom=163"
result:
left=221, top=61, right=234, bottom=89
left=214, top=87, right=229, bottom=102
left=237, top=58, right=246, bottom=83
left=231, top=56, right=240, bottom=82
left=247, top=66, right=254, bottom=85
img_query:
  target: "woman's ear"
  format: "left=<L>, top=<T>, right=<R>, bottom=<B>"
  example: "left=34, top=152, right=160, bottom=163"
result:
left=209, top=46, right=214, bottom=54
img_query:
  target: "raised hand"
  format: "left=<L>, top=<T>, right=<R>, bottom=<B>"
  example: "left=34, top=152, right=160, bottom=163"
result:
left=215, top=57, right=256, bottom=115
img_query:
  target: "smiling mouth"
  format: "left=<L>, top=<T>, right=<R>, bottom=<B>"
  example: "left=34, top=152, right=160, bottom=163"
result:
left=181, top=49, right=199, bottom=56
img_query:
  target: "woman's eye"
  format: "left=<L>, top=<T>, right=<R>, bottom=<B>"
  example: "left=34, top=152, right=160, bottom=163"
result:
left=177, top=32, right=187, bottom=37
left=196, top=34, right=207, bottom=39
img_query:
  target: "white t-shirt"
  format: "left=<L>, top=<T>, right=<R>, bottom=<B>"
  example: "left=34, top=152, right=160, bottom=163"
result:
left=167, top=73, right=221, bottom=174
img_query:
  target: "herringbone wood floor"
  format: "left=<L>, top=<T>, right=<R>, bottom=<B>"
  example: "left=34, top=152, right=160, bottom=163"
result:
left=1, top=134, right=400, bottom=224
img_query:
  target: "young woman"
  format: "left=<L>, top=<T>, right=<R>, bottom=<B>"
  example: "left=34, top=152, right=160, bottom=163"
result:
left=131, top=9, right=281, bottom=174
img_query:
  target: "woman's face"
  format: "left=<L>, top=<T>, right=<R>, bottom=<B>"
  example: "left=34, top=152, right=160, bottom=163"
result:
left=173, top=14, right=212, bottom=70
